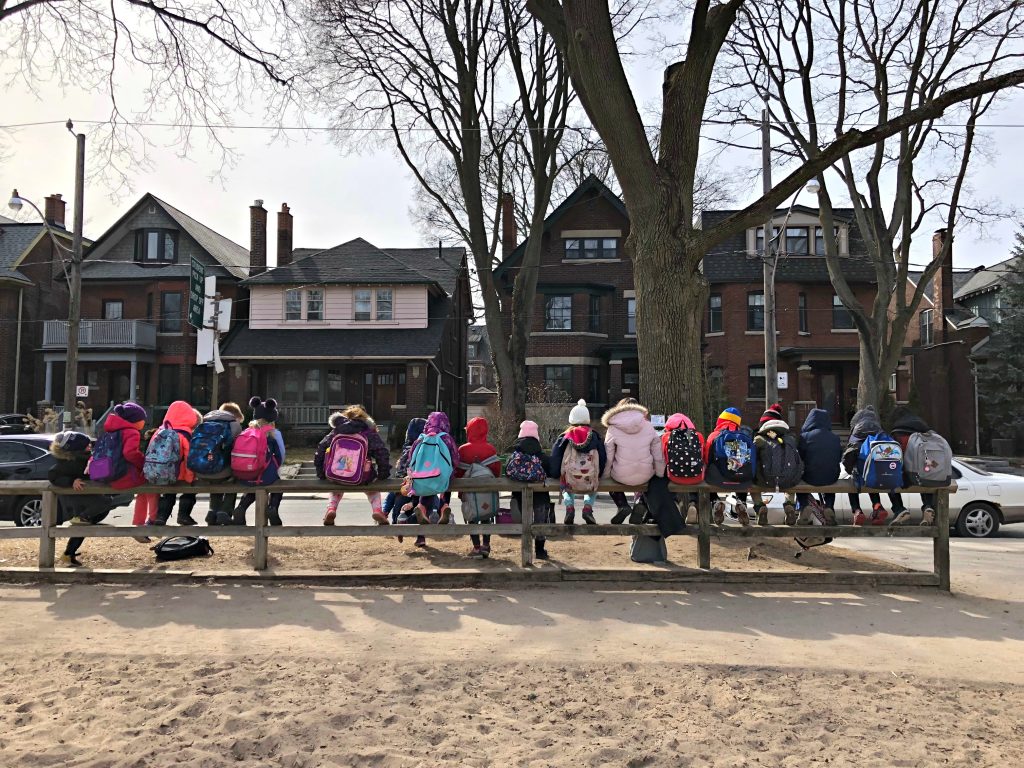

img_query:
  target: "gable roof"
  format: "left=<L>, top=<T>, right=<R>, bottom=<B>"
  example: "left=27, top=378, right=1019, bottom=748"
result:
left=0, top=223, right=43, bottom=285
left=955, top=257, right=1017, bottom=300
left=0, top=214, right=18, bottom=226
left=244, top=238, right=464, bottom=294
left=495, top=175, right=626, bottom=277
left=82, top=193, right=249, bottom=280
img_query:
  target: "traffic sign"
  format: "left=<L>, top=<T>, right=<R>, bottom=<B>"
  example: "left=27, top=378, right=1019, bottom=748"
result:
left=75, top=385, right=89, bottom=398
left=188, top=257, right=206, bottom=328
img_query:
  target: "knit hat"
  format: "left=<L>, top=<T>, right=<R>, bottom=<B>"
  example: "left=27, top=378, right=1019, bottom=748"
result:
left=518, top=420, right=540, bottom=440
left=759, top=403, right=784, bottom=425
left=114, top=401, right=147, bottom=424
left=718, top=407, right=742, bottom=427
left=568, top=399, right=591, bottom=426
left=54, top=430, right=91, bottom=453
left=249, top=396, right=279, bottom=423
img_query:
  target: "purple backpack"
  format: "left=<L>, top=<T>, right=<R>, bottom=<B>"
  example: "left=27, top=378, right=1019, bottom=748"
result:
left=89, top=429, right=127, bottom=483
left=324, top=432, right=373, bottom=485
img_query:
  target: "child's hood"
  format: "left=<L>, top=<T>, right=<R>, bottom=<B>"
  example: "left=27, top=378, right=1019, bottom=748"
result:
left=601, top=402, right=650, bottom=434
left=713, top=414, right=741, bottom=433
left=565, top=425, right=599, bottom=450
left=204, top=409, right=239, bottom=423
left=512, top=435, right=544, bottom=455
left=889, top=407, right=930, bottom=435
left=757, top=418, right=790, bottom=437
left=163, top=401, right=198, bottom=432
left=404, top=417, right=427, bottom=445
left=465, top=416, right=489, bottom=443
left=103, top=412, right=140, bottom=432
left=802, top=408, right=832, bottom=434
left=49, top=444, right=89, bottom=462
left=849, top=405, right=882, bottom=439
left=329, top=413, right=374, bottom=434
left=425, top=411, right=451, bottom=435
left=665, top=413, right=697, bottom=432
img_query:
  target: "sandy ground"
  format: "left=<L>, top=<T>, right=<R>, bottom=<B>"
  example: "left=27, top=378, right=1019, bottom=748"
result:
left=1, top=582, right=1023, bottom=767
left=0, top=531, right=906, bottom=574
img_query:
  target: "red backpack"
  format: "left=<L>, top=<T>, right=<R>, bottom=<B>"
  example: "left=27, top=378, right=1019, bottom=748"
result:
left=231, top=425, right=273, bottom=481
left=663, top=415, right=706, bottom=485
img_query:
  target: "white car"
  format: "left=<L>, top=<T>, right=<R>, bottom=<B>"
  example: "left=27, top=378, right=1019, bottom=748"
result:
left=722, top=458, right=1024, bottom=539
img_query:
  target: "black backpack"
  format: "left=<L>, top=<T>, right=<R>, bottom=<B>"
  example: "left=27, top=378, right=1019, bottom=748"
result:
left=757, top=431, right=804, bottom=489
left=152, top=536, right=215, bottom=562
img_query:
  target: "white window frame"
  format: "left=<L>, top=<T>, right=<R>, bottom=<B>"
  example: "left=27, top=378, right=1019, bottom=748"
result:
left=375, top=288, right=393, bottom=321
left=920, top=309, right=934, bottom=346
left=306, top=288, right=324, bottom=321
left=284, top=288, right=302, bottom=321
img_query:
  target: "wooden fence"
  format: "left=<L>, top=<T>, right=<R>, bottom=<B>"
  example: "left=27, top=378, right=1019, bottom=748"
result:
left=0, top=479, right=952, bottom=589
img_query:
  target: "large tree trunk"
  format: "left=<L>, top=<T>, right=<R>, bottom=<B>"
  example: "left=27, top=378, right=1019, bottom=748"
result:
left=629, top=222, right=707, bottom=427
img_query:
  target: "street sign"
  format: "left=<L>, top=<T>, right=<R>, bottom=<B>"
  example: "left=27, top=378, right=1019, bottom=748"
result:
left=188, top=257, right=206, bottom=328
left=651, top=414, right=666, bottom=428
left=777, top=372, right=789, bottom=390
left=75, top=385, right=89, bottom=398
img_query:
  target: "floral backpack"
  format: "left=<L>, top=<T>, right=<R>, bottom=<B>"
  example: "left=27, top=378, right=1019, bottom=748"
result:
left=505, top=451, right=547, bottom=483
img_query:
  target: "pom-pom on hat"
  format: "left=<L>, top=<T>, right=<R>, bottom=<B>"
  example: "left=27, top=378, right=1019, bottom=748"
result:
left=249, top=396, right=280, bottom=424
left=718, top=407, right=742, bottom=427
left=114, top=401, right=147, bottom=424
left=568, top=399, right=591, bottom=426
left=759, top=403, right=784, bottom=425
left=518, top=420, right=540, bottom=440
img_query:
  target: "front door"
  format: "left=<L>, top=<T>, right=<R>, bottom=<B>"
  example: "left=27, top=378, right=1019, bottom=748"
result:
left=818, top=369, right=844, bottom=426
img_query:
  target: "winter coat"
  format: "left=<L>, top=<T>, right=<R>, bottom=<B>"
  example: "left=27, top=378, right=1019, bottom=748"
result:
left=842, top=405, right=883, bottom=474
left=644, top=475, right=686, bottom=537
left=423, top=411, right=460, bottom=466
left=192, top=409, right=244, bottom=481
left=314, top=414, right=391, bottom=481
left=601, top=402, right=665, bottom=486
left=510, top=435, right=548, bottom=462
left=396, top=418, right=427, bottom=477
left=153, top=400, right=199, bottom=483
left=456, top=417, right=500, bottom=478
left=549, top=426, right=607, bottom=479
left=798, top=408, right=842, bottom=486
left=101, top=412, right=147, bottom=489
left=704, top=413, right=742, bottom=464
left=48, top=444, right=90, bottom=488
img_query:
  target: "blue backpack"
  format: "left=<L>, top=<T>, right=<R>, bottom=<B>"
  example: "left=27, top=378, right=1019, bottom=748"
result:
left=144, top=422, right=185, bottom=485
left=407, top=432, right=454, bottom=496
left=856, top=433, right=904, bottom=490
left=186, top=420, right=234, bottom=476
left=88, top=429, right=127, bottom=483
left=707, top=428, right=756, bottom=487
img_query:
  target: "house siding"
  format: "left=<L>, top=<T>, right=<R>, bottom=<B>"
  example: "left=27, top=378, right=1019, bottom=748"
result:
left=248, top=284, right=428, bottom=330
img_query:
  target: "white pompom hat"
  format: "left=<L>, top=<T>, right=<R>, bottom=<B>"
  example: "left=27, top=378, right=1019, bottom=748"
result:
left=568, top=398, right=591, bottom=426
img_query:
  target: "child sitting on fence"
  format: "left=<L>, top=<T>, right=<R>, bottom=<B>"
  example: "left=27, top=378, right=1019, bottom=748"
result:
left=190, top=402, right=246, bottom=526
left=506, top=420, right=553, bottom=561
left=145, top=400, right=201, bottom=526
left=455, top=416, right=501, bottom=559
left=316, top=405, right=392, bottom=526
left=843, top=405, right=903, bottom=526
left=401, top=411, right=459, bottom=548
left=90, top=401, right=149, bottom=541
left=550, top=399, right=606, bottom=525
left=231, top=397, right=286, bottom=526
left=49, top=431, right=115, bottom=567
left=602, top=398, right=665, bottom=524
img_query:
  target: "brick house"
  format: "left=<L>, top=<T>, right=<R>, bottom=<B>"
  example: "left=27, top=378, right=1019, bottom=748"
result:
left=467, top=324, right=498, bottom=419
left=0, top=197, right=76, bottom=412
left=219, top=231, right=470, bottom=443
left=496, top=176, right=882, bottom=429
left=701, top=206, right=881, bottom=429
left=53, top=193, right=252, bottom=413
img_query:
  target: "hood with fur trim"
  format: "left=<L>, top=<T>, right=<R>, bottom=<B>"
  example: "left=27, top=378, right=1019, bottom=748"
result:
left=601, top=402, right=650, bottom=434
left=757, top=418, right=790, bottom=437
left=327, top=414, right=376, bottom=435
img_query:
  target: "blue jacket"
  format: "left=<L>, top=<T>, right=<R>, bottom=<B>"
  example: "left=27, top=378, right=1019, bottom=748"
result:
left=798, top=408, right=842, bottom=486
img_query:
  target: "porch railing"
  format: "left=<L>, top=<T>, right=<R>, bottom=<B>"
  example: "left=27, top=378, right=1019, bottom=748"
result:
left=43, top=320, right=157, bottom=350
left=0, top=478, right=952, bottom=589
left=277, top=404, right=331, bottom=426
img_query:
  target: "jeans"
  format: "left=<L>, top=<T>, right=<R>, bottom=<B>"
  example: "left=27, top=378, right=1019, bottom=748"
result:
left=158, top=493, right=196, bottom=523
left=797, top=492, right=836, bottom=509
left=234, top=492, right=284, bottom=522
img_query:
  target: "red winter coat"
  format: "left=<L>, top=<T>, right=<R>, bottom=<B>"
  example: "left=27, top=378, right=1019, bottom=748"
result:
left=455, top=417, right=500, bottom=477
left=103, top=412, right=146, bottom=490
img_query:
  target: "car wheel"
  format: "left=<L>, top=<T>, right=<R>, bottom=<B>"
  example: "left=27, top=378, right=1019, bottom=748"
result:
left=13, top=496, right=43, bottom=527
left=955, top=502, right=1000, bottom=539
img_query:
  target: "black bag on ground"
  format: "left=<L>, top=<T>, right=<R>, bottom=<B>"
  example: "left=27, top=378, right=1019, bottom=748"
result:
left=630, top=535, right=668, bottom=563
left=152, top=536, right=215, bottom=562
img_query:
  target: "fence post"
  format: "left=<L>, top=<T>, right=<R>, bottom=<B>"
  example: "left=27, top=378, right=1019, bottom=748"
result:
left=521, top=486, right=535, bottom=567
left=39, top=490, right=57, bottom=568
left=697, top=489, right=711, bottom=570
left=934, top=488, right=951, bottom=591
left=254, top=490, right=268, bottom=571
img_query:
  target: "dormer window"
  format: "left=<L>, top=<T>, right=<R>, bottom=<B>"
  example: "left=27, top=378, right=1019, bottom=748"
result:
left=134, top=229, right=177, bottom=264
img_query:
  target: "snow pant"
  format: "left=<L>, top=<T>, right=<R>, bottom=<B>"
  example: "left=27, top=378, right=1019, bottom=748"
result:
left=158, top=493, right=196, bottom=523
left=132, top=493, right=158, bottom=526
left=327, top=491, right=383, bottom=518
left=234, top=492, right=284, bottom=522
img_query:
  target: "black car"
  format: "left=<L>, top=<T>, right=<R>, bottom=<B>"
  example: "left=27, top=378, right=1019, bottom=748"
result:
left=0, top=414, right=34, bottom=436
left=0, top=434, right=132, bottom=526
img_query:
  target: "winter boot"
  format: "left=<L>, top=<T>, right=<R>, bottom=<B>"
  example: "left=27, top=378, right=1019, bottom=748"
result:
left=268, top=507, right=283, bottom=527
left=920, top=507, right=936, bottom=526
left=563, top=507, right=575, bottom=525
left=712, top=501, right=726, bottom=526
left=783, top=502, right=798, bottom=526
left=581, top=506, right=597, bottom=525
left=610, top=506, right=631, bottom=525
left=204, top=509, right=219, bottom=526
left=231, top=509, right=246, bottom=526
left=535, top=540, right=549, bottom=560
left=735, top=502, right=750, bottom=527
left=755, top=504, right=769, bottom=526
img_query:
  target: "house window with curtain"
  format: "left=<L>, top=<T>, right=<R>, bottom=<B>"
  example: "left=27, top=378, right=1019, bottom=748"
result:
left=564, top=238, right=618, bottom=260
left=748, top=365, right=766, bottom=399
left=376, top=288, right=393, bottom=320
left=544, top=365, right=573, bottom=397
left=755, top=226, right=780, bottom=254
left=920, top=309, right=934, bottom=346
left=159, top=291, right=182, bottom=333
left=747, top=291, right=764, bottom=331
left=545, top=295, right=572, bottom=330
left=832, top=294, right=855, bottom=329
left=354, top=289, right=372, bottom=321
left=798, top=292, right=808, bottom=333
left=708, top=293, right=722, bottom=333
left=102, top=300, right=124, bottom=320
left=589, top=295, right=601, bottom=332
left=306, top=289, right=324, bottom=321
left=627, top=298, right=636, bottom=334
left=784, top=227, right=810, bottom=255
left=134, top=229, right=177, bottom=264
left=285, top=289, right=302, bottom=321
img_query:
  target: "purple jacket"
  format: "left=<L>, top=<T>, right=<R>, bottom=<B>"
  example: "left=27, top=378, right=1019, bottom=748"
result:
left=423, top=411, right=460, bottom=466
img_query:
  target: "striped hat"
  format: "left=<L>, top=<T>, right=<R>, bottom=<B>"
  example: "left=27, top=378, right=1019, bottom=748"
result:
left=718, top=407, right=742, bottom=427
left=760, top=403, right=784, bottom=425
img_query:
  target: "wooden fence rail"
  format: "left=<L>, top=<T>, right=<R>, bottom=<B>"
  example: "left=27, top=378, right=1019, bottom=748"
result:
left=0, top=478, right=952, bottom=589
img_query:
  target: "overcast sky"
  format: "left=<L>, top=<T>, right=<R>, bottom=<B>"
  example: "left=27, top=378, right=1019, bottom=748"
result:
left=2, top=46, right=1021, bottom=272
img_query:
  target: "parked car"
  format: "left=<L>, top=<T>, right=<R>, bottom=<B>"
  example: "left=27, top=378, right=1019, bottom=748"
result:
left=0, top=414, right=34, bottom=436
left=0, top=434, right=132, bottom=526
left=721, top=458, right=1024, bottom=539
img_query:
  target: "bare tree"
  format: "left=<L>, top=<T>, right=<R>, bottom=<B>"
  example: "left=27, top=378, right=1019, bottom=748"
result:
left=0, top=0, right=303, bottom=192
left=725, top=0, right=1024, bottom=411
left=528, top=0, right=1024, bottom=425
left=307, top=0, right=575, bottom=420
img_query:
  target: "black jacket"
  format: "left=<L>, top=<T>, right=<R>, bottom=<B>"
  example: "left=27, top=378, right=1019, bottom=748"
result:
left=890, top=408, right=931, bottom=436
left=799, top=408, right=842, bottom=486
left=315, top=415, right=391, bottom=481
left=643, top=474, right=686, bottom=537
left=842, top=406, right=884, bottom=474
left=47, top=446, right=89, bottom=488
left=511, top=435, right=547, bottom=459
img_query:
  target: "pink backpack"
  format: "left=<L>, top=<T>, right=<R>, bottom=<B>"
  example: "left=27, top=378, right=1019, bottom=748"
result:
left=231, top=425, right=272, bottom=481
left=324, top=433, right=373, bottom=485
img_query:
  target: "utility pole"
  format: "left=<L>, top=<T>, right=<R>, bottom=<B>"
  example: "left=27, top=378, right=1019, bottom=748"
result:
left=63, top=120, right=85, bottom=428
left=210, top=293, right=221, bottom=408
left=762, top=108, right=779, bottom=407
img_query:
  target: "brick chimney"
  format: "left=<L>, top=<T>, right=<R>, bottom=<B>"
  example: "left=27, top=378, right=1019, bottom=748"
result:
left=250, top=199, right=267, bottom=276
left=933, top=228, right=954, bottom=341
left=277, top=203, right=293, bottom=268
left=44, top=194, right=66, bottom=229
left=501, top=192, right=517, bottom=258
